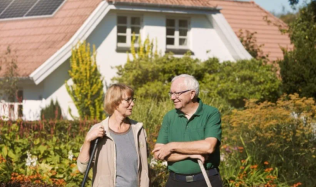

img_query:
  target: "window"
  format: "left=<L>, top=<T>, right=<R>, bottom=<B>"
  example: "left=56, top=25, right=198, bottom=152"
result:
left=166, top=18, right=189, bottom=48
left=117, top=15, right=141, bottom=47
left=16, top=90, right=23, bottom=118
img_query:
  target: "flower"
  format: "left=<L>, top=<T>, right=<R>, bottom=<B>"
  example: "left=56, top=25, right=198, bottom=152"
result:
left=150, top=158, right=157, bottom=167
left=264, top=161, right=269, bottom=165
left=25, top=151, right=38, bottom=167
left=68, top=150, right=74, bottom=161
left=250, top=165, right=258, bottom=169
left=264, top=168, right=273, bottom=172
left=162, top=161, right=167, bottom=166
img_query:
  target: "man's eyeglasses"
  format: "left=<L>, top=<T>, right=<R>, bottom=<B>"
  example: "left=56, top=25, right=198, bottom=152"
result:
left=122, top=98, right=136, bottom=104
left=168, top=90, right=191, bottom=98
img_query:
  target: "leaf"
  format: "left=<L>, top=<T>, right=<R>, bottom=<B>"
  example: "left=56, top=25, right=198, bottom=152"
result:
left=2, top=146, right=8, bottom=157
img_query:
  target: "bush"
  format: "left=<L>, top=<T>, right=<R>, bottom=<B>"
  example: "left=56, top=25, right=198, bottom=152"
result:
left=40, top=100, right=62, bottom=120
left=279, top=1, right=316, bottom=100
left=201, top=58, right=281, bottom=108
left=0, top=119, right=96, bottom=186
left=222, top=94, right=316, bottom=186
left=66, top=41, right=105, bottom=120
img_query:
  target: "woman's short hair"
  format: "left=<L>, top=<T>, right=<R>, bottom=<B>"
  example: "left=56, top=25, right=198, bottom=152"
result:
left=104, top=84, right=134, bottom=115
left=171, top=74, right=199, bottom=97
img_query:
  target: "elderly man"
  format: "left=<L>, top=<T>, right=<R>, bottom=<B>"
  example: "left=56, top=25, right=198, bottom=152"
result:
left=153, top=74, right=222, bottom=187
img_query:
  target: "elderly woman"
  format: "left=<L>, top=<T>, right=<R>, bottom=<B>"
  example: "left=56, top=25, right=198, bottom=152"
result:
left=77, top=84, right=149, bottom=187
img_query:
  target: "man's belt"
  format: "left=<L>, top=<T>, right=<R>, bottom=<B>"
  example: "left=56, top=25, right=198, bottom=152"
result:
left=170, top=168, right=219, bottom=182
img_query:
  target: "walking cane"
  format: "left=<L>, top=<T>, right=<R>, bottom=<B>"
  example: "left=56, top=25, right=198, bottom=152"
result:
left=198, top=160, right=212, bottom=187
left=81, top=138, right=99, bottom=187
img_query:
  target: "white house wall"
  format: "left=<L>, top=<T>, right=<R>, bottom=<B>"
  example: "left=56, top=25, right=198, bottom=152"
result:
left=22, top=10, right=239, bottom=120
left=90, top=10, right=234, bottom=85
left=23, top=60, right=78, bottom=120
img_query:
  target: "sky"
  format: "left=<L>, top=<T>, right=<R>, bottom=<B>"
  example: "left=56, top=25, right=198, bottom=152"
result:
left=253, top=0, right=311, bottom=14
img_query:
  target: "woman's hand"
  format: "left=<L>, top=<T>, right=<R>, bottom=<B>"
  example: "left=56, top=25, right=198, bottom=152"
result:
left=85, top=125, right=105, bottom=143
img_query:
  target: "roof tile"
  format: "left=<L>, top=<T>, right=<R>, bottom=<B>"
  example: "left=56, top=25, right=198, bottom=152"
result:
left=0, top=0, right=102, bottom=77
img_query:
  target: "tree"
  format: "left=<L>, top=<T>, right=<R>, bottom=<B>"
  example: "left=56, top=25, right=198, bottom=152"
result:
left=113, top=36, right=280, bottom=108
left=237, top=30, right=269, bottom=61
left=289, top=0, right=300, bottom=6
left=40, top=100, right=62, bottom=120
left=0, top=47, right=19, bottom=102
left=279, top=1, right=316, bottom=99
left=201, top=58, right=281, bottom=108
left=65, top=41, right=105, bottom=120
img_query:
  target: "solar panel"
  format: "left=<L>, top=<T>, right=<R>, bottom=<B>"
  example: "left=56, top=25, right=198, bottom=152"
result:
left=0, top=0, right=38, bottom=19
left=26, top=0, right=65, bottom=17
left=0, top=0, right=13, bottom=15
left=0, top=0, right=65, bottom=20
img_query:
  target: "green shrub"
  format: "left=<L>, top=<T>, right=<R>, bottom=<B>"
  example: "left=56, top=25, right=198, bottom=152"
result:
left=40, top=100, right=62, bottom=120
left=66, top=41, right=105, bottom=120
left=0, top=119, right=96, bottom=186
left=201, top=58, right=281, bottom=108
left=222, top=94, right=316, bottom=186
left=279, top=2, right=316, bottom=100
left=113, top=41, right=280, bottom=108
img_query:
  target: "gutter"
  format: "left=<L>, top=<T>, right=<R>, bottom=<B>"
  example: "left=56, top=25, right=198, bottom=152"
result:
left=108, top=1, right=222, bottom=11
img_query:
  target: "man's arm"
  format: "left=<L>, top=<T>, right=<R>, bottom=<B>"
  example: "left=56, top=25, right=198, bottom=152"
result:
left=153, top=143, right=208, bottom=162
left=152, top=137, right=218, bottom=160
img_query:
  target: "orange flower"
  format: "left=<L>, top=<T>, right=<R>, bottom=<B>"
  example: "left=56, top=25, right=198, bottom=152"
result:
left=264, top=168, right=273, bottom=172
left=237, top=147, right=244, bottom=150
left=250, top=165, right=258, bottom=169
left=241, top=159, right=246, bottom=163
left=292, top=182, right=303, bottom=187
left=240, top=166, right=245, bottom=169
left=264, top=161, right=269, bottom=165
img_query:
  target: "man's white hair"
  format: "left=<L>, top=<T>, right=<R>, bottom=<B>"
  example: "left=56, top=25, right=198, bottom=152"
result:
left=171, top=74, right=199, bottom=97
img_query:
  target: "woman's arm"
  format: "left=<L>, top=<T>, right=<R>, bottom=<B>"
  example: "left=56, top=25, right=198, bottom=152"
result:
left=77, top=124, right=105, bottom=172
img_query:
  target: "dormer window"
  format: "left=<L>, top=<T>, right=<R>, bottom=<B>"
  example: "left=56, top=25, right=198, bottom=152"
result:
left=166, top=18, right=189, bottom=49
left=117, top=15, right=142, bottom=47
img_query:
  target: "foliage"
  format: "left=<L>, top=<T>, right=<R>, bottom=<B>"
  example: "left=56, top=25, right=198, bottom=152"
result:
left=40, top=100, right=63, bottom=120
left=222, top=94, right=316, bottom=186
left=0, top=119, right=96, bottom=186
left=1, top=95, right=315, bottom=186
left=114, top=40, right=279, bottom=108
left=201, top=58, right=281, bottom=108
left=278, top=12, right=298, bottom=24
left=65, top=41, right=105, bottom=120
left=289, top=0, right=300, bottom=6
left=0, top=46, right=19, bottom=102
left=279, top=1, right=316, bottom=100
left=237, top=29, right=269, bottom=61
left=220, top=144, right=287, bottom=187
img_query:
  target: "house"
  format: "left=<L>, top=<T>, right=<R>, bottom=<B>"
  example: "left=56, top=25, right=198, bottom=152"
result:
left=0, top=0, right=290, bottom=120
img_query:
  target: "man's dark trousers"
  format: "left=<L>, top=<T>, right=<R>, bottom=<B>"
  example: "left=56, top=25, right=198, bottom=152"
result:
left=166, top=172, right=223, bottom=187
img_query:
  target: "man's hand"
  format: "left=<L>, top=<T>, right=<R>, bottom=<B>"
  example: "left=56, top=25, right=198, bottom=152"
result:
left=152, top=143, right=173, bottom=160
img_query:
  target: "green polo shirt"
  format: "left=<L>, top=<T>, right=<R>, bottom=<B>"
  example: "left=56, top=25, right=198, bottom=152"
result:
left=156, top=99, right=222, bottom=174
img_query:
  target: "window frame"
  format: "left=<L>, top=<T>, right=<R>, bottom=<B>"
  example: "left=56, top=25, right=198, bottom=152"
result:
left=116, top=14, right=142, bottom=48
left=166, top=17, right=190, bottom=50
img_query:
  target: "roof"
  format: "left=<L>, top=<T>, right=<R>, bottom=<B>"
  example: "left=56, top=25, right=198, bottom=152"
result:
left=0, top=0, right=291, bottom=78
left=0, top=0, right=102, bottom=77
left=210, top=0, right=291, bottom=62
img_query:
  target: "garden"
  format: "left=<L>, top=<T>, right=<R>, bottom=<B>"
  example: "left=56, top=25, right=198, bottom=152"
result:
left=1, top=1, right=316, bottom=187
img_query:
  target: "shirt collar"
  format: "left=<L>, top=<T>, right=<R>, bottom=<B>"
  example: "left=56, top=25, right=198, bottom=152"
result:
left=176, top=98, right=203, bottom=117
